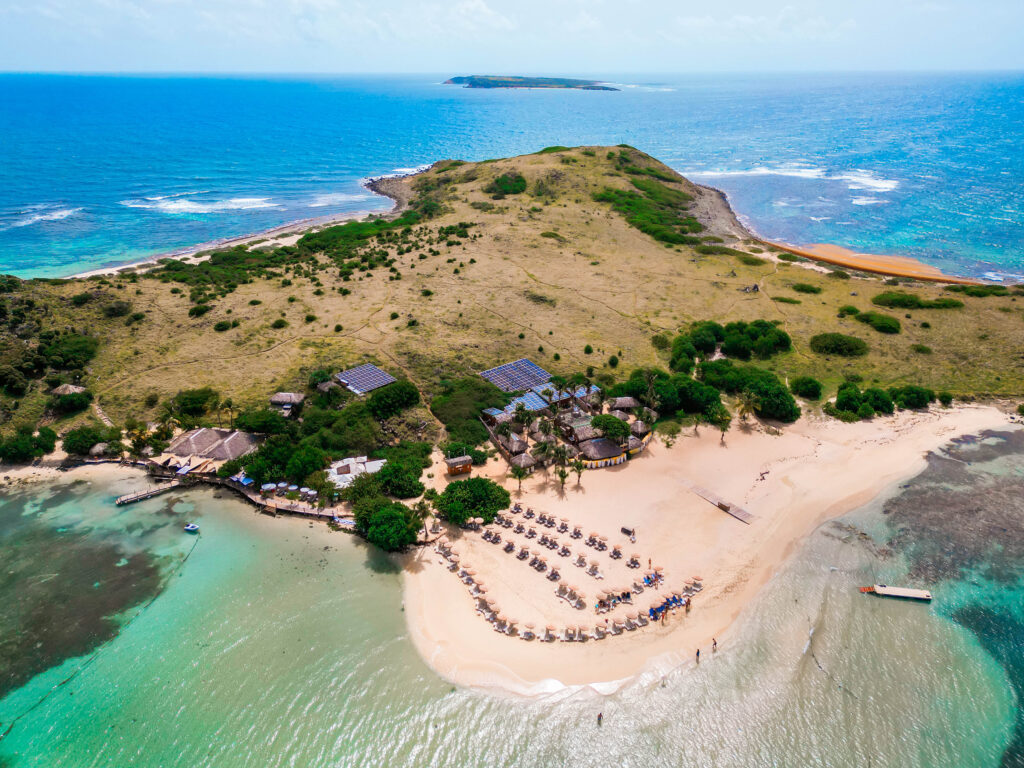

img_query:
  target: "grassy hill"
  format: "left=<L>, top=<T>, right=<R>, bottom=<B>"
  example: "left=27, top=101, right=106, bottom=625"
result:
left=2, top=145, right=1022, bottom=441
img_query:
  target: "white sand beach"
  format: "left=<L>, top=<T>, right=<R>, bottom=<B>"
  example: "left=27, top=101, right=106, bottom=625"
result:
left=403, top=405, right=1012, bottom=695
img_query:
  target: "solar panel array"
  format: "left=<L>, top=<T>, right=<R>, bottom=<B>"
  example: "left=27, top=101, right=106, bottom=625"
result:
left=508, top=392, right=549, bottom=413
left=336, top=363, right=397, bottom=394
left=479, top=359, right=552, bottom=393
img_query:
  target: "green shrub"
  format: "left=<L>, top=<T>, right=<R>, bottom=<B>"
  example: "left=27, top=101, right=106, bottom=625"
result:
left=777, top=252, right=801, bottom=262
left=837, top=305, right=860, bottom=317
left=484, top=173, right=527, bottom=197
left=856, top=311, right=901, bottom=334
left=872, top=291, right=963, bottom=310
left=651, top=334, right=670, bottom=350
left=70, top=292, right=93, bottom=306
left=608, top=355, right=619, bottom=368
left=103, top=300, right=132, bottom=318
left=271, top=318, right=288, bottom=329
left=828, top=270, right=851, bottom=280
left=938, top=391, right=954, bottom=407
left=856, top=402, right=875, bottom=419
left=583, top=344, right=593, bottom=354
left=430, top=378, right=508, bottom=446
left=698, top=360, right=800, bottom=422
left=946, top=284, right=1009, bottom=298
left=367, top=381, right=420, bottom=420
left=809, top=333, right=868, bottom=357
left=790, top=376, right=823, bottom=400
left=188, top=304, right=212, bottom=318
left=304, top=314, right=316, bottom=323
left=62, top=423, right=109, bottom=454
left=172, top=387, right=219, bottom=416
left=911, top=343, right=933, bottom=354
left=792, top=283, right=822, bottom=294
left=772, top=296, right=801, bottom=305
left=213, top=320, right=231, bottom=332
left=40, top=333, right=99, bottom=370
left=889, top=385, right=935, bottom=410
left=592, top=177, right=701, bottom=246
left=49, top=391, right=93, bottom=415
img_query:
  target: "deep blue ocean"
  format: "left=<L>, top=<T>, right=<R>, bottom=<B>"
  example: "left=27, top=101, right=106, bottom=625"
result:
left=1, top=72, right=1023, bottom=279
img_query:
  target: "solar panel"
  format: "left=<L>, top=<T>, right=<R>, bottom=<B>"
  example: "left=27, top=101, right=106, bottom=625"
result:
left=336, top=363, right=397, bottom=394
left=479, top=359, right=552, bottom=393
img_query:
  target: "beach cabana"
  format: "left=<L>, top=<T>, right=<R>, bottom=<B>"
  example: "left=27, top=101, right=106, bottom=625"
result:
left=608, top=409, right=630, bottom=422
left=630, top=420, right=650, bottom=437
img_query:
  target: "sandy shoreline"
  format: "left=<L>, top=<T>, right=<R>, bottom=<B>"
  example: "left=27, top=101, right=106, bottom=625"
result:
left=402, top=405, right=1014, bottom=697
left=67, top=171, right=421, bottom=280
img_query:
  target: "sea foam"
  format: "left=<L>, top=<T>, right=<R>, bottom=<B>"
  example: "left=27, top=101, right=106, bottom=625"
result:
left=120, top=196, right=280, bottom=214
left=0, top=205, right=83, bottom=231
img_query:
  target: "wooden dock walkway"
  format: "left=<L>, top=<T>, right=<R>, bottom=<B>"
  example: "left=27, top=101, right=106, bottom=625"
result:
left=682, top=481, right=754, bottom=524
left=115, top=481, right=181, bottom=505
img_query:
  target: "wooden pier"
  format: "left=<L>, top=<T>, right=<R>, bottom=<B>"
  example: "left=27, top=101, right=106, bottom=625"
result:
left=682, top=482, right=754, bottom=524
left=115, top=481, right=181, bottom=505
left=860, top=584, right=932, bottom=602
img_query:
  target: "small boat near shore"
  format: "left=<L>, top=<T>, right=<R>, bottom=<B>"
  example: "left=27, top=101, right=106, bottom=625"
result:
left=860, top=584, right=932, bottom=601
left=184, top=522, right=200, bottom=534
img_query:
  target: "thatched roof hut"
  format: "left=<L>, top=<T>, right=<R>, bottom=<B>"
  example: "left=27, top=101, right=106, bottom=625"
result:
left=510, top=453, right=537, bottom=470
left=609, top=409, right=630, bottom=422
left=572, top=424, right=600, bottom=443
left=627, top=436, right=644, bottom=452
left=316, top=380, right=340, bottom=394
left=51, top=383, right=86, bottom=396
left=609, top=396, right=640, bottom=411
left=89, top=442, right=109, bottom=457
left=630, top=420, right=650, bottom=437
left=270, top=392, right=305, bottom=406
left=579, top=438, right=624, bottom=461
left=642, top=407, right=659, bottom=423
left=564, top=444, right=580, bottom=459
left=498, top=434, right=528, bottom=455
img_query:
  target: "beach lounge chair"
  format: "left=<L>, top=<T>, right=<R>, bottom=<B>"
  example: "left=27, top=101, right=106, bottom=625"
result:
left=515, top=523, right=525, bottom=534
left=517, top=548, right=529, bottom=560
left=571, top=527, right=583, bottom=539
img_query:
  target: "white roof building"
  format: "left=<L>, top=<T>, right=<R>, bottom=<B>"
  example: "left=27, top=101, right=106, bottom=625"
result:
left=327, top=456, right=387, bottom=489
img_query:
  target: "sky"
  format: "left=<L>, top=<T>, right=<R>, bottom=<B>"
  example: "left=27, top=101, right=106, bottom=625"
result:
left=0, top=0, right=1022, bottom=74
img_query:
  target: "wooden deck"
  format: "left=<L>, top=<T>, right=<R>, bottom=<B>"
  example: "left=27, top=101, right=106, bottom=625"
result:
left=137, top=470, right=352, bottom=522
left=682, top=482, right=754, bottom=524
left=863, top=584, right=932, bottom=601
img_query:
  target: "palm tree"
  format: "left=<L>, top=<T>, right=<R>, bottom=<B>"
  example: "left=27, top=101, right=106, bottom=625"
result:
left=495, top=421, right=513, bottom=438
left=571, top=459, right=585, bottom=485
left=555, top=467, right=569, bottom=490
left=512, top=402, right=529, bottom=428
left=641, top=368, right=660, bottom=409
left=736, top=389, right=760, bottom=422
left=551, top=444, right=568, bottom=466
left=510, top=465, right=529, bottom=491
left=221, top=397, right=234, bottom=429
left=539, top=417, right=554, bottom=437
left=532, top=440, right=553, bottom=465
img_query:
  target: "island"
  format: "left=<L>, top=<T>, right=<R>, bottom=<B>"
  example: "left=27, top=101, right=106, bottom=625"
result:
left=2, top=145, right=1021, bottom=695
left=444, top=75, right=618, bottom=91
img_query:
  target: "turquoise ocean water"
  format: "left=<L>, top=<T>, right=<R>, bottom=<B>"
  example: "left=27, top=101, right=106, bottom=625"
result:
left=1, top=73, right=1023, bottom=279
left=1, top=429, right=1022, bottom=767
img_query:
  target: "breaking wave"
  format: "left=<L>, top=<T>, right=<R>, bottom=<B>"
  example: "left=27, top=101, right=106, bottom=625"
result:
left=120, top=196, right=280, bottom=214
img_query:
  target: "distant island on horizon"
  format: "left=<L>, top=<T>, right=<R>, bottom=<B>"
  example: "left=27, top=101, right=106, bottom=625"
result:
left=444, top=75, right=618, bottom=91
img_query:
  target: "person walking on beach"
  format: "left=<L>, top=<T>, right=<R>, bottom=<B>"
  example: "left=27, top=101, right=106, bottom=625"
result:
left=597, top=713, right=603, bottom=726
left=712, top=638, right=718, bottom=652
left=695, top=648, right=700, bottom=663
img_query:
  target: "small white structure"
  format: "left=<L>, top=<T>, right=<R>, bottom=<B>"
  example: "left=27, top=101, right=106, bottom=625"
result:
left=327, top=456, right=387, bottom=489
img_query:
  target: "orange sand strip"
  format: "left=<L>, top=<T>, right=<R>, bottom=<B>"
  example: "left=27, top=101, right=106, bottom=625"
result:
left=765, top=241, right=984, bottom=285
